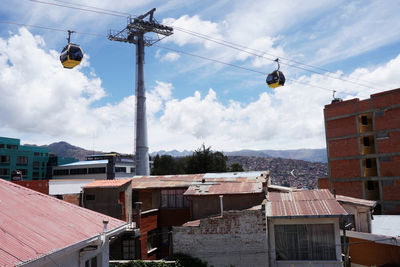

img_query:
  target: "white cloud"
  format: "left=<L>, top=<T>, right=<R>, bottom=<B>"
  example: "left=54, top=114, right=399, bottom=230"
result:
left=2, top=27, right=400, bottom=154
left=160, top=52, right=180, bottom=62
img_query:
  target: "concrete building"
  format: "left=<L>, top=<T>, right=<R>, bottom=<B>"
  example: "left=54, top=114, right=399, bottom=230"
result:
left=0, top=178, right=129, bottom=267
left=324, top=88, right=400, bottom=214
left=173, top=189, right=347, bottom=267
left=52, top=153, right=135, bottom=180
left=0, top=136, right=49, bottom=180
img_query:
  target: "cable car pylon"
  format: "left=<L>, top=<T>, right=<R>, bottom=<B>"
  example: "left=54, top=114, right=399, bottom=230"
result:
left=108, top=8, right=173, bottom=176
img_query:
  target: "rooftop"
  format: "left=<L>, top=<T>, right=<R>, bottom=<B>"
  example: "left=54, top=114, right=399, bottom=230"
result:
left=0, top=179, right=127, bottom=266
left=266, top=189, right=348, bottom=218
left=184, top=181, right=264, bottom=196
left=84, top=179, right=132, bottom=188
left=335, top=194, right=377, bottom=208
left=59, top=159, right=108, bottom=167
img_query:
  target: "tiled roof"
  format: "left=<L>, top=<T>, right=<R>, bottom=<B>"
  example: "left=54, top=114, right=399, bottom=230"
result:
left=0, top=179, right=127, bottom=266
left=266, top=189, right=348, bottom=218
left=83, top=178, right=132, bottom=188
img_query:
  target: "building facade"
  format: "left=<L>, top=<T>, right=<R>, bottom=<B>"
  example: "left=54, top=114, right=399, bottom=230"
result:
left=0, top=136, right=49, bottom=180
left=324, top=88, right=400, bottom=214
left=52, top=153, right=135, bottom=180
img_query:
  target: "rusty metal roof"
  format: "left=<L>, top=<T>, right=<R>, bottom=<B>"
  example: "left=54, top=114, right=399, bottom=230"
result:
left=266, top=189, right=348, bottom=218
left=184, top=182, right=264, bottom=196
left=84, top=178, right=132, bottom=188
left=0, top=179, right=127, bottom=266
left=335, top=194, right=377, bottom=208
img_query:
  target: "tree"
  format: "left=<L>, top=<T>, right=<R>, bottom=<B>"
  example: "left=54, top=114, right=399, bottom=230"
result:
left=229, top=163, right=244, bottom=172
left=186, top=144, right=227, bottom=174
left=152, top=155, right=184, bottom=175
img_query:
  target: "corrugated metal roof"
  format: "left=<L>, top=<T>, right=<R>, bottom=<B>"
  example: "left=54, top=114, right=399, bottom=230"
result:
left=203, top=171, right=268, bottom=179
left=266, top=189, right=348, bottom=218
left=335, top=194, right=377, bottom=207
left=184, top=182, right=264, bottom=196
left=59, top=159, right=108, bottom=167
left=371, top=215, right=400, bottom=237
left=0, top=179, right=127, bottom=266
left=84, top=179, right=132, bottom=188
left=49, top=179, right=95, bottom=195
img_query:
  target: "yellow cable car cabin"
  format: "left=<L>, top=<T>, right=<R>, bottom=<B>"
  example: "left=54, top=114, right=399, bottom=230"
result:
left=266, top=70, right=285, bottom=88
left=60, top=43, right=83, bottom=69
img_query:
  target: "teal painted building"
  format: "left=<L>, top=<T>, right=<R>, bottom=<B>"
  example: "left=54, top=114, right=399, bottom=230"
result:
left=0, top=137, right=50, bottom=181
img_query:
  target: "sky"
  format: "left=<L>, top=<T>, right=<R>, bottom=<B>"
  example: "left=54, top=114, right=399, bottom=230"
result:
left=0, top=0, right=400, bottom=154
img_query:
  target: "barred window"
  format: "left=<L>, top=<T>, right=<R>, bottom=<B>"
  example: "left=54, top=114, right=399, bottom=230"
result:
left=161, top=189, right=190, bottom=208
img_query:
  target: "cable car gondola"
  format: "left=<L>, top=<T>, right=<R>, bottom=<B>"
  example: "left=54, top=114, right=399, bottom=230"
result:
left=266, top=58, right=285, bottom=88
left=60, top=30, right=83, bottom=69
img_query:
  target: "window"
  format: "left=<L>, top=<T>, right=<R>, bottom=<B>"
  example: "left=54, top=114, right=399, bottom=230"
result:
left=70, top=168, right=88, bottom=175
left=54, top=169, right=69, bottom=176
left=115, top=167, right=127, bottom=173
left=6, top=144, right=18, bottom=149
left=274, top=224, right=336, bottom=261
left=33, top=161, right=40, bottom=169
left=367, top=181, right=374, bottom=190
left=363, top=137, right=370, bottom=146
left=365, top=158, right=372, bottom=168
left=85, top=255, right=98, bottom=267
left=161, top=189, right=190, bottom=208
left=122, top=239, right=136, bottom=259
left=0, top=168, right=9, bottom=176
left=16, top=156, right=28, bottom=165
left=0, top=155, right=10, bottom=163
left=88, top=167, right=106, bottom=174
left=0, top=144, right=4, bottom=148
left=33, top=172, right=39, bottom=178
left=147, top=230, right=158, bottom=253
left=130, top=167, right=135, bottom=173
left=34, top=152, right=40, bottom=156
left=361, top=115, right=368, bottom=125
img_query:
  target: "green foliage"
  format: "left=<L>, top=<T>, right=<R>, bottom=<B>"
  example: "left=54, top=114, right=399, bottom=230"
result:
left=169, top=253, right=208, bottom=267
left=229, top=163, right=244, bottom=172
left=186, top=145, right=227, bottom=174
left=152, top=145, right=231, bottom=175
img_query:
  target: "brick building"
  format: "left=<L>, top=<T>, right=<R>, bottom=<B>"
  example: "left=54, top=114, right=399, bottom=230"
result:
left=324, top=88, right=400, bottom=214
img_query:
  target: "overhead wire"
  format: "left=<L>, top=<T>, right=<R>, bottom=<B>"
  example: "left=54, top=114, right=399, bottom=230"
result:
left=0, top=19, right=370, bottom=97
left=24, top=0, right=384, bottom=94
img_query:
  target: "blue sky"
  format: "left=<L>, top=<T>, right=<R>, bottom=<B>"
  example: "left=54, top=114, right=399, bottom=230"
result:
left=0, top=0, right=400, bottom=153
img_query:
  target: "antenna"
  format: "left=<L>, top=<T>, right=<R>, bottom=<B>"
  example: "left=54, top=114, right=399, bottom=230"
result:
left=108, top=8, right=173, bottom=175
left=331, top=89, right=343, bottom=104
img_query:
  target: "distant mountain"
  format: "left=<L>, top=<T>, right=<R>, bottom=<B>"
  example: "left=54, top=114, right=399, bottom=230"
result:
left=46, top=141, right=105, bottom=161
left=151, top=148, right=327, bottom=163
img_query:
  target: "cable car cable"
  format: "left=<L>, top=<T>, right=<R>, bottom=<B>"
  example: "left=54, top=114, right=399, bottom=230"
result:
left=0, top=20, right=371, bottom=98
left=24, top=0, right=386, bottom=92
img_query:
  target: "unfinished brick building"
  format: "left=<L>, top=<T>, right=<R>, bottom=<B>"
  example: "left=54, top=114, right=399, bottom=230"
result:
left=324, top=88, right=400, bottom=214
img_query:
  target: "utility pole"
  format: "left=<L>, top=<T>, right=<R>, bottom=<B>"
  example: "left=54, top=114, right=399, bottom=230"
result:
left=108, top=8, right=173, bottom=175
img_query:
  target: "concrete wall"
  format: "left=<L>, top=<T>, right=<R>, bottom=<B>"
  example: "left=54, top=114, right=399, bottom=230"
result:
left=84, top=184, right=132, bottom=221
left=173, top=207, right=267, bottom=267
left=190, top=193, right=265, bottom=220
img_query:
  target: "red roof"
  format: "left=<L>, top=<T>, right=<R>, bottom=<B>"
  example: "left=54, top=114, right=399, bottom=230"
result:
left=267, top=189, right=348, bottom=218
left=0, top=179, right=127, bottom=266
left=84, top=178, right=132, bottom=188
left=184, top=182, right=264, bottom=196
